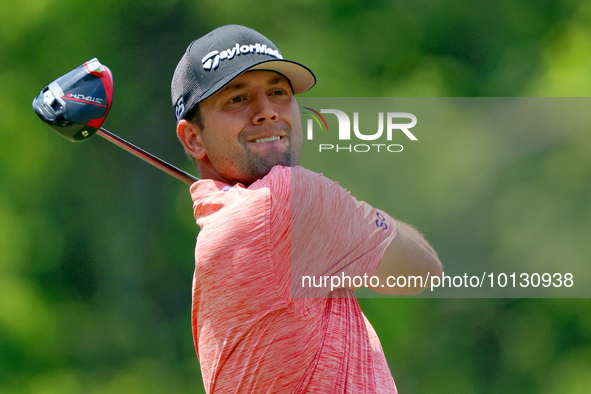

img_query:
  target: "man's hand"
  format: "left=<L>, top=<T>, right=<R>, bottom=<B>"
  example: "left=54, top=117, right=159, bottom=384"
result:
left=371, top=220, right=443, bottom=295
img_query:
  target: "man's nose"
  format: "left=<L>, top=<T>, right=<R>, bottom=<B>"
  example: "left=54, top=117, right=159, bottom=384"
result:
left=251, top=92, right=279, bottom=125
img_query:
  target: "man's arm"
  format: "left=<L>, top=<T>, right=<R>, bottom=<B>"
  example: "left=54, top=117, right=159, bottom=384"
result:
left=371, top=220, right=442, bottom=295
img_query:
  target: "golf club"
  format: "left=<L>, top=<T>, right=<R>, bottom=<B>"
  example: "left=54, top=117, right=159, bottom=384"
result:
left=32, top=58, right=199, bottom=185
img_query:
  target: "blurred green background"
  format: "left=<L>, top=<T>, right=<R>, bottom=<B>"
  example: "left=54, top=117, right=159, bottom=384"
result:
left=1, top=0, right=591, bottom=393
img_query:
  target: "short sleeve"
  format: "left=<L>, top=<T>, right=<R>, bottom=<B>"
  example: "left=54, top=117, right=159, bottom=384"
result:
left=285, top=166, right=397, bottom=298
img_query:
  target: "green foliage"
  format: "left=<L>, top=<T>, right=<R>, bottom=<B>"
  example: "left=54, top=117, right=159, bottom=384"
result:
left=1, top=0, right=590, bottom=392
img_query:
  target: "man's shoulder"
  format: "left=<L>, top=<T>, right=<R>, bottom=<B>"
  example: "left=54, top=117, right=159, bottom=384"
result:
left=258, top=165, right=329, bottom=186
left=249, top=165, right=328, bottom=191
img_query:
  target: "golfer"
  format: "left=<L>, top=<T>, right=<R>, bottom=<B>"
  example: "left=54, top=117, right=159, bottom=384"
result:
left=172, top=25, right=442, bottom=394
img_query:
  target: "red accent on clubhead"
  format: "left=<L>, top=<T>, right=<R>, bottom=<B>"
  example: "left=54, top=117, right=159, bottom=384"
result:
left=86, top=64, right=114, bottom=129
left=62, top=96, right=109, bottom=107
left=98, top=65, right=114, bottom=107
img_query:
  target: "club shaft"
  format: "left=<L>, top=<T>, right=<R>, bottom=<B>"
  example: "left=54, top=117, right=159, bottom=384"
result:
left=97, top=127, right=199, bottom=185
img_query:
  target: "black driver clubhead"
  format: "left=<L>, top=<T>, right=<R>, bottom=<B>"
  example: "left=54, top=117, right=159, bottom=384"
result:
left=32, top=58, right=114, bottom=142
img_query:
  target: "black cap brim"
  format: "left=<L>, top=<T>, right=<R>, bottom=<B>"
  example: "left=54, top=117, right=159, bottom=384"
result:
left=197, top=59, right=316, bottom=105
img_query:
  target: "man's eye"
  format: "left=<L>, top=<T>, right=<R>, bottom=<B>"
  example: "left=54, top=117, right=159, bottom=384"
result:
left=229, top=97, right=243, bottom=103
left=272, top=90, right=285, bottom=96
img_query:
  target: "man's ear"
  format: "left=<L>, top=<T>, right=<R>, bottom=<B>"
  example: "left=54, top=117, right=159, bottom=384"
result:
left=177, top=119, right=206, bottom=160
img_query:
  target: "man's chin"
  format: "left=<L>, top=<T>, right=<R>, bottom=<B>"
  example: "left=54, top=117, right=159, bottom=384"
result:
left=237, top=152, right=295, bottom=184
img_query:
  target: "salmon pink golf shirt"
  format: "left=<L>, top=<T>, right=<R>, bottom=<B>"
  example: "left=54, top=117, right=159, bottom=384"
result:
left=190, top=166, right=398, bottom=393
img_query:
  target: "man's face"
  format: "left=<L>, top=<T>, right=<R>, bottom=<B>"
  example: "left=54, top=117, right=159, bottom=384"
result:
left=195, top=70, right=303, bottom=185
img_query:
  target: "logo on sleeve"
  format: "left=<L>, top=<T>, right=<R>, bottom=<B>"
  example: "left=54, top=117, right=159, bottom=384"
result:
left=375, top=211, right=388, bottom=230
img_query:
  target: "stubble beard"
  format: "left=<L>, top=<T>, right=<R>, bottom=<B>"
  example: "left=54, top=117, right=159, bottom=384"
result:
left=204, top=124, right=302, bottom=185
left=240, top=146, right=295, bottom=180
left=237, top=129, right=298, bottom=183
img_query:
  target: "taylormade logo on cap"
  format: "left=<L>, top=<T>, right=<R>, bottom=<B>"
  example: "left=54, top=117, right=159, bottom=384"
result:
left=202, top=43, right=284, bottom=71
